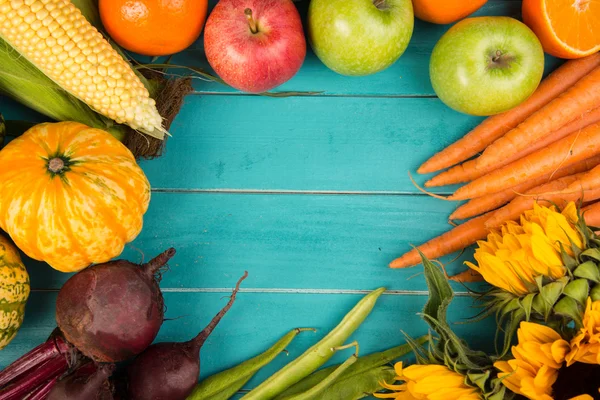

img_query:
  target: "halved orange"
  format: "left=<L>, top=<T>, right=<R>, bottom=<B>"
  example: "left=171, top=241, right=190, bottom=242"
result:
left=522, top=0, right=600, bottom=59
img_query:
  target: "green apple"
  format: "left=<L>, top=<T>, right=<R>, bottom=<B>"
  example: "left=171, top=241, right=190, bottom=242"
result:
left=308, top=0, right=414, bottom=76
left=430, top=17, right=544, bottom=116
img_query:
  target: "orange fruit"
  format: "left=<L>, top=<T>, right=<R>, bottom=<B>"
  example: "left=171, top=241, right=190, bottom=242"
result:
left=412, top=0, right=487, bottom=24
left=99, top=0, right=208, bottom=56
left=522, top=0, right=600, bottom=59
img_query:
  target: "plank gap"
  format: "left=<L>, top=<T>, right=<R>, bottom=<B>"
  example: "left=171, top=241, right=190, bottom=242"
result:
left=150, top=188, right=453, bottom=196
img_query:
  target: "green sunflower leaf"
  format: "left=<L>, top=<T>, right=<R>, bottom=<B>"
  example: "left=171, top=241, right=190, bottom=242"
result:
left=520, top=293, right=535, bottom=321
left=419, top=250, right=453, bottom=329
left=563, top=279, right=590, bottom=305
left=581, top=248, right=600, bottom=263
left=554, top=296, right=583, bottom=329
left=573, top=260, right=600, bottom=283
left=591, top=284, right=600, bottom=302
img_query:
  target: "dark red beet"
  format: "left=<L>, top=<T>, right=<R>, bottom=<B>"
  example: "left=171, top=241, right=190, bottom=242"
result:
left=127, top=272, right=248, bottom=400
left=56, top=248, right=176, bottom=363
left=47, top=363, right=115, bottom=400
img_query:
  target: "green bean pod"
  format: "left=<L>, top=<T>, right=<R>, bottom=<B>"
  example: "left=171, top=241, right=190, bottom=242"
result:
left=241, top=287, right=386, bottom=400
left=187, top=328, right=314, bottom=400
left=318, top=366, right=396, bottom=400
left=281, top=352, right=358, bottom=400
left=275, top=336, right=427, bottom=399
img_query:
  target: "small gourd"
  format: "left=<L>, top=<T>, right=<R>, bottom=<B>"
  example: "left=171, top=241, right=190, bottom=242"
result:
left=0, top=234, right=30, bottom=350
left=0, top=122, right=151, bottom=272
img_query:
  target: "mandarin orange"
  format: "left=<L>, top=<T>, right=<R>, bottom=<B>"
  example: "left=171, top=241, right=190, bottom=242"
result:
left=100, top=0, right=208, bottom=56
left=523, top=0, right=600, bottom=59
left=412, top=0, right=487, bottom=24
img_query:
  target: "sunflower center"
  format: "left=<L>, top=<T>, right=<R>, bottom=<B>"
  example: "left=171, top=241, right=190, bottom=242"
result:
left=553, top=362, right=600, bottom=399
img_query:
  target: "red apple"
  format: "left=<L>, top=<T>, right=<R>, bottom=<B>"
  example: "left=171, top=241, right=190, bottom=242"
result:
left=204, top=0, right=306, bottom=93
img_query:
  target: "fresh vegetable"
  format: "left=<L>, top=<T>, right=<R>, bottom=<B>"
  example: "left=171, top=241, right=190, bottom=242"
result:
left=279, top=342, right=359, bottom=400
left=486, top=171, right=600, bottom=228
left=449, top=155, right=600, bottom=220
left=127, top=272, right=248, bottom=400
left=418, top=53, right=600, bottom=174
left=27, top=376, right=60, bottom=400
left=0, top=122, right=151, bottom=272
left=307, top=0, right=414, bottom=76
left=426, top=106, right=600, bottom=187
left=522, top=0, right=600, bottom=59
left=189, top=328, right=315, bottom=400
left=0, top=0, right=165, bottom=138
left=583, top=202, right=600, bottom=227
left=100, top=0, right=208, bottom=56
left=390, top=212, right=491, bottom=269
left=429, top=17, right=544, bottom=116
left=450, top=123, right=600, bottom=200
left=412, top=0, right=486, bottom=24
left=275, top=338, right=426, bottom=399
left=47, top=363, right=115, bottom=400
left=241, top=287, right=386, bottom=400
left=477, top=66, right=600, bottom=170
left=448, top=269, right=483, bottom=283
left=204, top=0, right=306, bottom=93
left=57, top=248, right=176, bottom=363
left=0, top=234, right=30, bottom=350
left=0, top=249, right=175, bottom=398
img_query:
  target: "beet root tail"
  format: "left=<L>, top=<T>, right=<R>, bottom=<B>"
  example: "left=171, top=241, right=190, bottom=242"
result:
left=193, top=271, right=248, bottom=349
left=142, top=248, right=176, bottom=276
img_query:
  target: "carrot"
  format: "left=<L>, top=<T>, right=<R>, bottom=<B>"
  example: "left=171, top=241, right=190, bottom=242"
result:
left=448, top=269, right=484, bottom=283
left=477, top=65, right=600, bottom=170
left=565, top=163, right=600, bottom=193
left=425, top=107, right=600, bottom=188
left=449, top=123, right=600, bottom=201
left=484, top=173, right=600, bottom=228
left=449, top=155, right=600, bottom=220
left=583, top=201, right=600, bottom=227
left=417, top=53, right=600, bottom=174
left=389, top=212, right=492, bottom=269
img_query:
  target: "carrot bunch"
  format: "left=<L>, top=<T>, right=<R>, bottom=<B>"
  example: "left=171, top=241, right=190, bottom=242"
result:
left=392, top=53, right=600, bottom=279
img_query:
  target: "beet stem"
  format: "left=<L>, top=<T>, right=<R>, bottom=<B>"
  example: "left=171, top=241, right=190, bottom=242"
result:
left=0, top=336, right=70, bottom=388
left=193, top=271, right=248, bottom=349
left=142, top=248, right=176, bottom=275
left=25, top=376, right=59, bottom=400
left=0, top=356, right=68, bottom=400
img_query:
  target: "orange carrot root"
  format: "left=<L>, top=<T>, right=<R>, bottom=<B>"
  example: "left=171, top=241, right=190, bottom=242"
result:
left=449, top=269, right=484, bottom=283
left=477, top=65, right=600, bottom=170
left=449, top=123, right=600, bottom=201
left=389, top=212, right=491, bottom=269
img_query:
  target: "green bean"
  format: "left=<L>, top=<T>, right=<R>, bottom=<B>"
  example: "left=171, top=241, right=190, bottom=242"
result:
left=275, top=335, right=427, bottom=399
left=187, top=328, right=315, bottom=400
left=241, top=287, right=386, bottom=400
left=280, top=341, right=360, bottom=400
left=318, top=366, right=396, bottom=400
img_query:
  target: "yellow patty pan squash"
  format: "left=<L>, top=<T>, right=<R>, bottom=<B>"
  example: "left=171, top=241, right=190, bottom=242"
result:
left=0, top=234, right=30, bottom=350
left=0, top=122, right=151, bottom=272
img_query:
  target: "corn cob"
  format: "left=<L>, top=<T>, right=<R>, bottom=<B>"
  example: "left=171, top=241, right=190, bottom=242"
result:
left=0, top=0, right=166, bottom=138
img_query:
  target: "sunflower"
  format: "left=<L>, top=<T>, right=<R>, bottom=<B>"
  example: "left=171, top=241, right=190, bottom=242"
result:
left=465, top=202, right=600, bottom=351
left=498, top=300, right=600, bottom=400
left=374, top=362, right=481, bottom=400
left=466, top=202, right=582, bottom=296
left=494, top=321, right=569, bottom=400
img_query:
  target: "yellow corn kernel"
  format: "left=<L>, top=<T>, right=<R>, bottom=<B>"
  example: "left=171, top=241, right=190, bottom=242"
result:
left=0, top=0, right=165, bottom=138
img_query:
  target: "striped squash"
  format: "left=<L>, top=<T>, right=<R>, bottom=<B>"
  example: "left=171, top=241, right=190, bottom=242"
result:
left=0, top=234, right=29, bottom=350
left=0, top=122, right=151, bottom=272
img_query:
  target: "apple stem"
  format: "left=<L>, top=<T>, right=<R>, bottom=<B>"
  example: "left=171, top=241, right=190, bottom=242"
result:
left=244, top=8, right=259, bottom=34
left=372, top=0, right=388, bottom=10
left=492, top=50, right=503, bottom=62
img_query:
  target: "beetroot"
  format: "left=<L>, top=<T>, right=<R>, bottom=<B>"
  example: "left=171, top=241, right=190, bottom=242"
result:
left=56, top=248, right=176, bottom=363
left=126, top=272, right=248, bottom=400
left=47, top=363, right=115, bottom=400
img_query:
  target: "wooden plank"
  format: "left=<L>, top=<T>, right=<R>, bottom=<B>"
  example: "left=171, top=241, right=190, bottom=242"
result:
left=27, top=192, right=477, bottom=291
left=138, top=96, right=482, bottom=192
left=167, top=0, right=561, bottom=96
left=0, top=291, right=496, bottom=389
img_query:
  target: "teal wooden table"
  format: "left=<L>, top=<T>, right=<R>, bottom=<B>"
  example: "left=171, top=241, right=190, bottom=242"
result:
left=0, top=0, right=557, bottom=397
